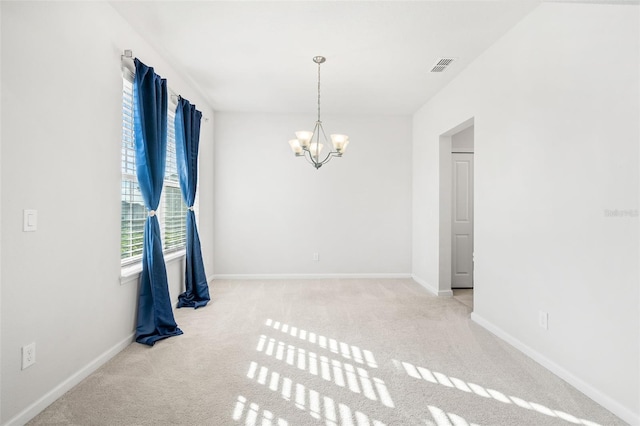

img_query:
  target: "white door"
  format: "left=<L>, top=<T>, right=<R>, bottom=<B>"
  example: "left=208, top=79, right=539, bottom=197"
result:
left=452, top=153, right=474, bottom=288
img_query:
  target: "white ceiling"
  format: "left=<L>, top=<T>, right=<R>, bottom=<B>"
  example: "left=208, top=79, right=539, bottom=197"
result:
left=111, top=1, right=541, bottom=115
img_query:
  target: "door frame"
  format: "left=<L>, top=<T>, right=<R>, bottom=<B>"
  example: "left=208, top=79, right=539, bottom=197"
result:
left=438, top=117, right=474, bottom=296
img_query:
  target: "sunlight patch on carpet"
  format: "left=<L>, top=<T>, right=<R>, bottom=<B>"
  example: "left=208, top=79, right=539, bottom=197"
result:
left=255, top=334, right=393, bottom=407
left=232, top=395, right=289, bottom=426
left=428, top=405, right=481, bottom=426
left=245, top=361, right=386, bottom=426
left=395, top=359, right=601, bottom=426
left=265, top=318, right=378, bottom=368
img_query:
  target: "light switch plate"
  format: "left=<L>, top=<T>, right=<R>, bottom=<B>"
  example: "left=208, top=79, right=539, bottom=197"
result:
left=23, top=209, right=37, bottom=232
left=539, top=311, right=549, bottom=330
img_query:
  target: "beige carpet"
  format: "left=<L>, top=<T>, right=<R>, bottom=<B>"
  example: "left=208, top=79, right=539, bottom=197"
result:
left=452, top=289, right=473, bottom=309
left=28, top=279, right=624, bottom=425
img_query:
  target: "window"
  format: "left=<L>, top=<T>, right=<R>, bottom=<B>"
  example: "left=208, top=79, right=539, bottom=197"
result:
left=121, top=78, right=188, bottom=265
left=163, top=112, right=187, bottom=252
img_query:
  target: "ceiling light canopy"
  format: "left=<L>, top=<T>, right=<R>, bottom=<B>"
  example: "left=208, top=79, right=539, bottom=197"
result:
left=288, top=56, right=349, bottom=169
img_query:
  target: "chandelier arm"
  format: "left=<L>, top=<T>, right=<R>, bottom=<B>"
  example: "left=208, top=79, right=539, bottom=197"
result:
left=313, top=121, right=323, bottom=163
left=318, top=151, right=339, bottom=166
left=303, top=149, right=321, bottom=167
left=303, top=150, right=315, bottom=166
left=318, top=120, right=329, bottom=143
left=313, top=121, right=322, bottom=137
left=314, top=121, right=329, bottom=143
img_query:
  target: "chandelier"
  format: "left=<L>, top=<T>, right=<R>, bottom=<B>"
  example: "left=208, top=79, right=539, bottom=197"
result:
left=287, top=56, right=349, bottom=169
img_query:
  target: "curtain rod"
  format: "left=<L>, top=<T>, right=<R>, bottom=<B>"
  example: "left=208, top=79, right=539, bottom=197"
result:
left=121, top=49, right=209, bottom=122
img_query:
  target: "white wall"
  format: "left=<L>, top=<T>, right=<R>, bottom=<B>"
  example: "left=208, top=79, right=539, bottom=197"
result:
left=451, top=126, right=474, bottom=153
left=0, top=2, right=214, bottom=424
left=214, top=113, right=412, bottom=277
left=413, top=3, right=639, bottom=423
left=0, top=3, right=3, bottom=422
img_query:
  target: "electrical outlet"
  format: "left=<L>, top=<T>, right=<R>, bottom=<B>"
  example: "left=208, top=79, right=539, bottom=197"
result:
left=538, top=311, right=548, bottom=330
left=313, top=252, right=319, bottom=262
left=22, top=342, right=36, bottom=370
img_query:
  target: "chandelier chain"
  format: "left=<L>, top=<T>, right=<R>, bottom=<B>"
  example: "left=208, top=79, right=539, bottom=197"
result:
left=317, top=60, right=321, bottom=123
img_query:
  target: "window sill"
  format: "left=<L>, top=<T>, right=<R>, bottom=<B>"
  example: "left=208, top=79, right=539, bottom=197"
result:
left=120, top=250, right=186, bottom=285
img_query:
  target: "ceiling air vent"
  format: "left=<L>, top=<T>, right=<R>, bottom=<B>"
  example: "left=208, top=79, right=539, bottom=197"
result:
left=430, top=58, right=456, bottom=73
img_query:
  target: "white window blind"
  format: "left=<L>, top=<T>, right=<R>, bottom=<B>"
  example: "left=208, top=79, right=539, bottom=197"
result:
left=121, top=78, right=191, bottom=265
left=121, top=79, right=145, bottom=263
left=162, top=110, right=187, bottom=252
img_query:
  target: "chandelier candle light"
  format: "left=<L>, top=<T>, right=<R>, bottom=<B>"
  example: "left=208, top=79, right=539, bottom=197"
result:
left=288, top=56, right=349, bottom=169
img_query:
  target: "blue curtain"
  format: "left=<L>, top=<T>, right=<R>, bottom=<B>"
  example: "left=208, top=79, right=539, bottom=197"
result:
left=133, top=58, right=183, bottom=345
left=175, top=97, right=211, bottom=309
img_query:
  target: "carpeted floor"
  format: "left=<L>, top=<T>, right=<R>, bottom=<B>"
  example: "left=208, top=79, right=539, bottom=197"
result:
left=452, top=289, right=473, bottom=309
left=28, top=279, right=624, bottom=425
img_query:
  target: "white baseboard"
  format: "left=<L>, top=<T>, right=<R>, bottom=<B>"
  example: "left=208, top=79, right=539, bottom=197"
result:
left=5, top=333, right=135, bottom=426
left=411, top=274, right=453, bottom=297
left=471, top=312, right=639, bottom=426
left=211, top=273, right=412, bottom=280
